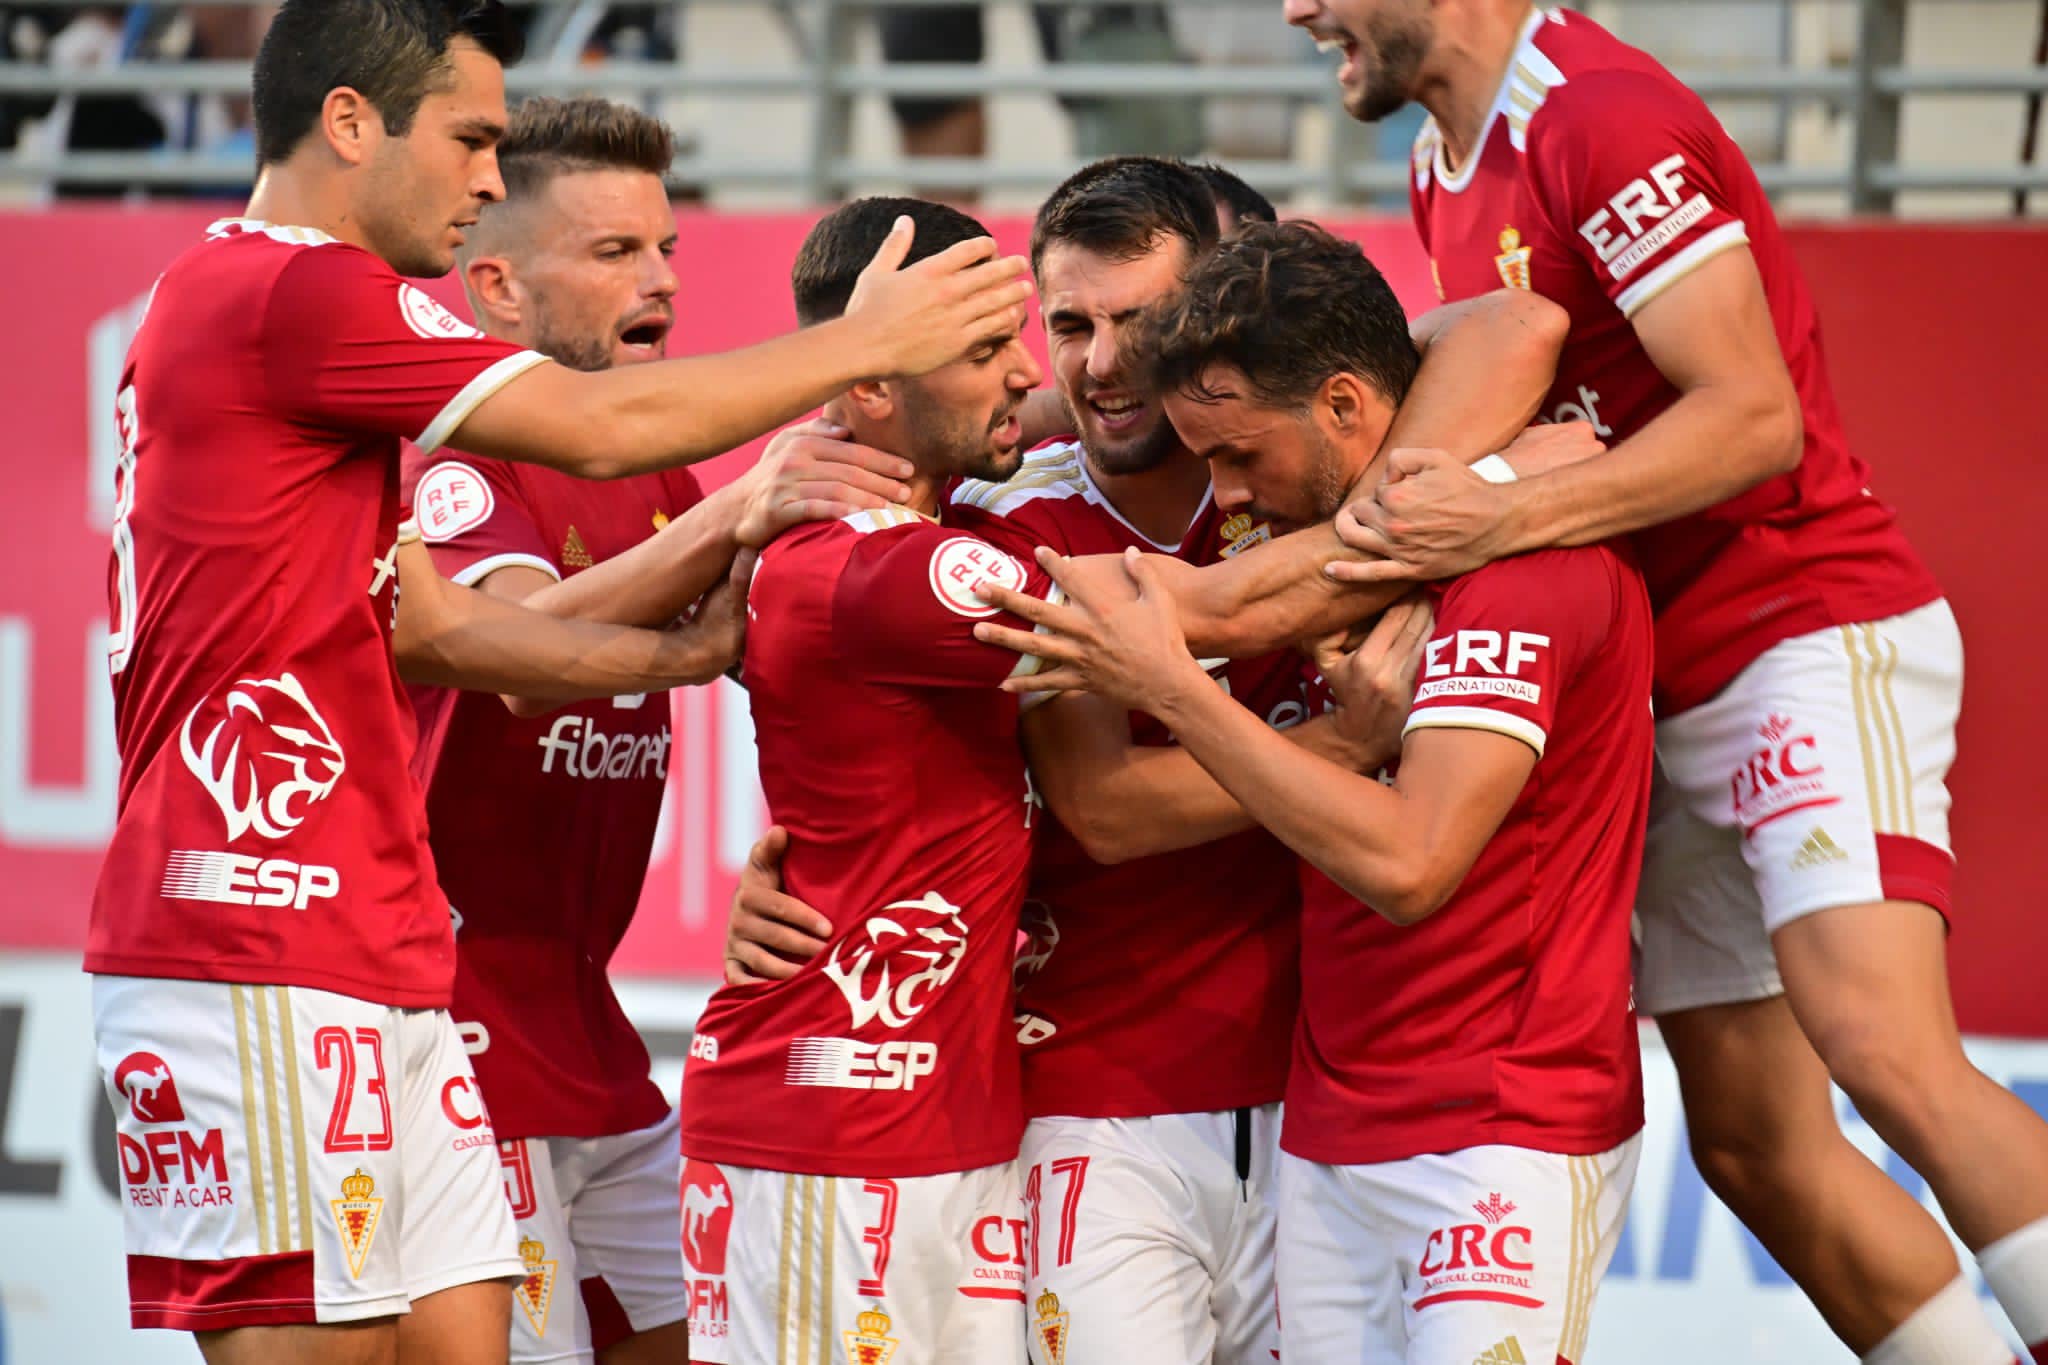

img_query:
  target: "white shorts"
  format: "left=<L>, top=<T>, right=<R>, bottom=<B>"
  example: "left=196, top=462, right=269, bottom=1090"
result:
left=496, top=1109, right=687, bottom=1363
left=1020, top=1106, right=1279, bottom=1365
left=1276, top=1137, right=1640, bottom=1365
left=1634, top=600, right=1962, bottom=1016
left=92, top=974, right=521, bottom=1331
left=681, top=1158, right=1026, bottom=1365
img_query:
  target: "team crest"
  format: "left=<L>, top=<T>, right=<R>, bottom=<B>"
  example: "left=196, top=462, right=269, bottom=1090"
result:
left=514, top=1236, right=558, bottom=1335
left=331, top=1168, right=384, bottom=1278
left=1217, top=513, right=1271, bottom=558
left=1494, top=227, right=1533, bottom=291
left=844, top=1306, right=900, bottom=1365
left=651, top=509, right=670, bottom=531
left=1033, top=1289, right=1070, bottom=1364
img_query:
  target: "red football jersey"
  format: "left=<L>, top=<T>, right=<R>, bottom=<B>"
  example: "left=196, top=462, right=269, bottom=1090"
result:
left=1283, top=545, right=1653, bottom=1165
left=1410, top=8, right=1939, bottom=715
left=88, top=219, right=546, bottom=1006
left=679, top=507, right=1059, bottom=1178
left=948, top=444, right=1305, bottom=1120
left=401, top=448, right=703, bottom=1140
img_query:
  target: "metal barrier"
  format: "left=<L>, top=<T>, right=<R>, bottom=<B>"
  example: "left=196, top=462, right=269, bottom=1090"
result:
left=2, top=0, right=2045, bottom=207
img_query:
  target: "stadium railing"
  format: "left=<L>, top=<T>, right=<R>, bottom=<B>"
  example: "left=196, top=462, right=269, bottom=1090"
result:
left=1, top=0, right=2044, bottom=210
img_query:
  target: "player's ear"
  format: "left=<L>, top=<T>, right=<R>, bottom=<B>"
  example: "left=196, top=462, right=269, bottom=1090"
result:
left=846, top=378, right=896, bottom=423
left=464, top=255, right=521, bottom=330
left=1319, top=371, right=1391, bottom=446
left=319, top=86, right=376, bottom=168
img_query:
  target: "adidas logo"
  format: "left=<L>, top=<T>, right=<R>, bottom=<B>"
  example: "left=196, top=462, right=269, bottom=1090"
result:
left=1790, top=826, right=1849, bottom=870
left=562, top=525, right=593, bottom=569
left=1475, top=1338, right=1526, bottom=1365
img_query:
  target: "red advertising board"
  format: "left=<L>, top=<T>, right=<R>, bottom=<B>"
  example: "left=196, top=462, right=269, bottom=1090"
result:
left=1, top=207, right=2041, bottom=1033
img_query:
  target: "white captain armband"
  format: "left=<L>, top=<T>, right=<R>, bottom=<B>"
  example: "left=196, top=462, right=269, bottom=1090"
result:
left=1471, top=454, right=1518, bottom=485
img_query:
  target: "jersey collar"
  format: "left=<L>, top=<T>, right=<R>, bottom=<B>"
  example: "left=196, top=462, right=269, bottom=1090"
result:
left=206, top=217, right=341, bottom=247
left=1430, top=6, right=1565, bottom=195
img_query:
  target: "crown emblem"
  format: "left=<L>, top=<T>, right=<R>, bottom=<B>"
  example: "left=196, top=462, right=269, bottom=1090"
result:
left=1493, top=225, right=1533, bottom=291
left=520, top=1237, right=546, bottom=1269
left=1473, top=1192, right=1519, bottom=1225
left=1758, top=713, right=1794, bottom=743
left=845, top=1305, right=900, bottom=1364
left=331, top=1168, right=385, bottom=1279
left=1033, top=1288, right=1070, bottom=1364
left=514, top=1235, right=558, bottom=1335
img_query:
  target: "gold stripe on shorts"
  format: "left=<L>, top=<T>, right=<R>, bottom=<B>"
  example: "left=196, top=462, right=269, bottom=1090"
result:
left=1559, top=1155, right=1585, bottom=1353
left=797, top=1175, right=820, bottom=1365
left=1872, top=625, right=1917, bottom=838
left=777, top=1173, right=797, bottom=1365
left=250, top=986, right=291, bottom=1256
left=1568, top=1155, right=1608, bottom=1362
left=818, top=1177, right=838, bottom=1365
left=231, top=985, right=269, bottom=1254
left=1843, top=628, right=1895, bottom=833
left=273, top=986, right=312, bottom=1251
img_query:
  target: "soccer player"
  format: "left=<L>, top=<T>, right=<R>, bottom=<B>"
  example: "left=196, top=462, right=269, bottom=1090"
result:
left=976, top=219, right=1654, bottom=1365
left=720, top=162, right=1585, bottom=1365
left=87, top=0, right=1028, bottom=1360
left=1289, top=2, right=2048, bottom=1360
left=401, top=96, right=908, bottom=1365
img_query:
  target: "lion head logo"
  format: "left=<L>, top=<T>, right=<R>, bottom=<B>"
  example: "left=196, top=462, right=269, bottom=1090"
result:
left=178, top=672, right=346, bottom=843
left=822, top=890, right=969, bottom=1030
left=1013, top=901, right=1060, bottom=985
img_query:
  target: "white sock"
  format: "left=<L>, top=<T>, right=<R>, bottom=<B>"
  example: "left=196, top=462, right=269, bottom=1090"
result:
left=1862, top=1275, right=2015, bottom=1365
left=1981, top=1215, right=2048, bottom=1355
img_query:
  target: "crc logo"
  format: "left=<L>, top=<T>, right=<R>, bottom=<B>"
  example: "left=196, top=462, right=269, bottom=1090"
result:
left=1576, top=153, right=1713, bottom=283
left=536, top=714, right=673, bottom=781
left=681, top=1160, right=735, bottom=1276
left=1731, top=712, right=1837, bottom=835
left=785, top=1038, right=940, bottom=1091
left=823, top=891, right=969, bottom=1030
left=1417, top=1192, right=1541, bottom=1311
left=114, top=1051, right=185, bottom=1124
left=179, top=672, right=346, bottom=842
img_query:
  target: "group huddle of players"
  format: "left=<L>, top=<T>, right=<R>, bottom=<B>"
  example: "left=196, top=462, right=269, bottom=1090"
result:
left=84, top=2, right=2048, bottom=1365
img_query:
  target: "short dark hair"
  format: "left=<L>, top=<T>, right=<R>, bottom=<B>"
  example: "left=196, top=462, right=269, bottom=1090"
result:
left=497, top=96, right=674, bottom=201
left=1030, top=155, right=1219, bottom=274
left=791, top=196, right=992, bottom=327
left=253, top=0, right=523, bottom=166
left=1136, top=220, right=1418, bottom=410
left=1193, top=162, right=1278, bottom=227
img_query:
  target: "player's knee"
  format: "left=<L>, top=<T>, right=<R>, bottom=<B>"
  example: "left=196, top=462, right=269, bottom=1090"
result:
left=1686, top=1117, right=1792, bottom=1214
left=1808, top=1016, right=1972, bottom=1156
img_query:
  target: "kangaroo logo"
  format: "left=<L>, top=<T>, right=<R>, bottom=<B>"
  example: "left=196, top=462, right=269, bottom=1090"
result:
left=680, top=1161, right=735, bottom=1275
left=179, top=672, right=346, bottom=842
left=114, top=1051, right=185, bottom=1124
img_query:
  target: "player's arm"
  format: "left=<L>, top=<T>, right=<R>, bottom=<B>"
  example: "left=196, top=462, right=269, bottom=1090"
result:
left=394, top=538, right=749, bottom=701
left=1023, top=599, right=1429, bottom=863
left=453, top=225, right=1033, bottom=479
left=1391, top=288, right=1571, bottom=467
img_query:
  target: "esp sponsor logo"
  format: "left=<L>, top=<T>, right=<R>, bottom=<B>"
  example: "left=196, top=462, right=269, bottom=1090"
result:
left=161, top=850, right=339, bottom=909
left=1416, top=1192, right=1541, bottom=1311
left=536, top=714, right=672, bottom=781
left=111, top=1053, right=233, bottom=1210
left=785, top=1037, right=939, bottom=1091
left=1577, top=153, right=1713, bottom=283
left=1730, top=712, right=1838, bottom=835
left=1416, top=630, right=1551, bottom=705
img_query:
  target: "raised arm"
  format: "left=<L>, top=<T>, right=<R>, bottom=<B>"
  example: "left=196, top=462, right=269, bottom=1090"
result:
left=453, top=227, right=1034, bottom=479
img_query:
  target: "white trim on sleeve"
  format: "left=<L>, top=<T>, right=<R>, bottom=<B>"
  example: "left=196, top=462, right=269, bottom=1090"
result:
left=1404, top=705, right=1548, bottom=758
left=1004, top=585, right=1067, bottom=688
left=414, top=350, right=550, bottom=454
left=448, top=553, right=563, bottom=589
left=1615, top=221, right=1749, bottom=318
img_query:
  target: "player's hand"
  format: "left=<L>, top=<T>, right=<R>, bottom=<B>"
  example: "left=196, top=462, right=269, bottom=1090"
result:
left=973, top=546, right=1211, bottom=710
left=736, top=419, right=915, bottom=548
left=1312, top=592, right=1433, bottom=770
left=1327, top=448, right=1518, bottom=586
left=843, top=215, right=1034, bottom=379
left=1498, top=419, right=1606, bottom=478
left=682, top=547, right=756, bottom=678
left=724, top=826, right=834, bottom=987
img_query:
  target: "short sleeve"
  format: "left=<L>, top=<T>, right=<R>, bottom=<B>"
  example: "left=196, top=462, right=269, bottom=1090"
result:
left=398, top=446, right=559, bottom=587
left=262, top=246, right=549, bottom=451
left=831, top=519, right=1062, bottom=689
left=1526, top=70, right=1750, bottom=317
left=1404, top=549, right=1618, bottom=757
